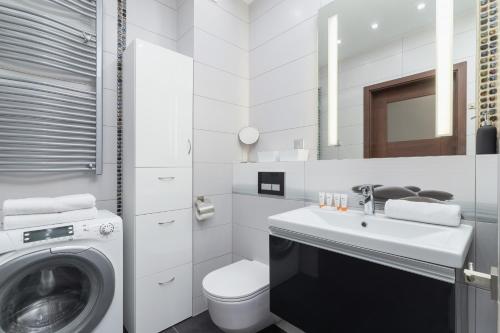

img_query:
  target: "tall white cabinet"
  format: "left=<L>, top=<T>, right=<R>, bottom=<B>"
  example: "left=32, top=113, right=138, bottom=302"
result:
left=123, top=39, right=193, bottom=333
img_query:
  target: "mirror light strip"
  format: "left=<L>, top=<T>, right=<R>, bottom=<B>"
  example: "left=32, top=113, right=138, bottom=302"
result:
left=436, top=0, right=454, bottom=137
left=328, top=14, right=339, bottom=146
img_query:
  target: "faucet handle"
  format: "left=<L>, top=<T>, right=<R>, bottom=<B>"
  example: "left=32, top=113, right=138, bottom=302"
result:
left=359, top=184, right=374, bottom=196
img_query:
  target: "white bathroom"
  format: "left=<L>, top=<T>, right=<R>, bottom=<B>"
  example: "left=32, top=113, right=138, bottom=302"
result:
left=0, top=0, right=497, bottom=332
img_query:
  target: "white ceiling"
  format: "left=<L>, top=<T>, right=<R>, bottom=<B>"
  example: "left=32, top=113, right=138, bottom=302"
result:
left=242, top=0, right=254, bottom=4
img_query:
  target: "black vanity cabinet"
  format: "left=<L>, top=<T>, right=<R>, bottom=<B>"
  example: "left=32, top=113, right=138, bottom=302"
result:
left=270, top=234, right=461, bottom=333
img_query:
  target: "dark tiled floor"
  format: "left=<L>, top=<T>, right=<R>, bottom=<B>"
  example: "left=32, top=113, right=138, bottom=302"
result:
left=160, top=311, right=285, bottom=333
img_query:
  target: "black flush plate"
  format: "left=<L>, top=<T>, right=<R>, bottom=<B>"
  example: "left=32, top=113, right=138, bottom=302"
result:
left=258, top=172, right=285, bottom=197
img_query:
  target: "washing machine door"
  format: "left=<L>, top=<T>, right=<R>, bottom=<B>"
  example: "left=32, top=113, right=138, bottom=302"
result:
left=0, top=247, right=115, bottom=333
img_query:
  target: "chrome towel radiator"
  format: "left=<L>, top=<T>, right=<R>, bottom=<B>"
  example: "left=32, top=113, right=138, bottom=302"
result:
left=0, top=0, right=102, bottom=173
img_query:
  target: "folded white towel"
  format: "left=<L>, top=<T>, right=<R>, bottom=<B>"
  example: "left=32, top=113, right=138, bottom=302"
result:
left=2, top=207, right=98, bottom=230
left=3, top=194, right=96, bottom=216
left=384, top=199, right=462, bottom=227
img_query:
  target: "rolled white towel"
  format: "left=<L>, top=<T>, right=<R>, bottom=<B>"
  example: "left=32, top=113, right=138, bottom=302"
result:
left=2, top=207, right=98, bottom=230
left=3, top=194, right=96, bottom=216
left=384, top=199, right=462, bottom=227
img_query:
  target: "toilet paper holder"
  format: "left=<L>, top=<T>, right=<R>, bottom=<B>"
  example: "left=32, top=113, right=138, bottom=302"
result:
left=195, top=196, right=215, bottom=221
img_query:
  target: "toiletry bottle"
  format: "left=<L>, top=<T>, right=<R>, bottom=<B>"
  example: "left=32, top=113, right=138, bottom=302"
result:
left=476, top=119, right=498, bottom=154
left=334, top=193, right=341, bottom=210
left=340, top=194, right=348, bottom=212
left=319, top=192, right=326, bottom=208
left=326, top=193, right=333, bottom=207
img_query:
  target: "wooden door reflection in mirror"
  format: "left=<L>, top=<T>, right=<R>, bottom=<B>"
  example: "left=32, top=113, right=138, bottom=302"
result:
left=364, top=62, right=467, bottom=158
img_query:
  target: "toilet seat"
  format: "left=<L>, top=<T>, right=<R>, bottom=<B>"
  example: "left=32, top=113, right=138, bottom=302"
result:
left=203, top=260, right=269, bottom=303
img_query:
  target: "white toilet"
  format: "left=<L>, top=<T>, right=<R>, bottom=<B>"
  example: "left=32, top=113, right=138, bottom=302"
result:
left=202, top=260, right=275, bottom=333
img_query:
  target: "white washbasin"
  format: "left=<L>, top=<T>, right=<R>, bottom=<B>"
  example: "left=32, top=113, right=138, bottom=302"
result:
left=268, top=206, right=473, bottom=268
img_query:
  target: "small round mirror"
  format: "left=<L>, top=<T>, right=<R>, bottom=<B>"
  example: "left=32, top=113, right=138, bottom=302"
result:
left=238, top=127, right=260, bottom=145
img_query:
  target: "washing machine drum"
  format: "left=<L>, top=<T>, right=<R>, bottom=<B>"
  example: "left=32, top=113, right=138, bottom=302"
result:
left=0, top=247, right=115, bottom=333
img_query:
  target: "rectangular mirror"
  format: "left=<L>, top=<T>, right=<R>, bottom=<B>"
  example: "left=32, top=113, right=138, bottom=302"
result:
left=318, top=0, right=477, bottom=159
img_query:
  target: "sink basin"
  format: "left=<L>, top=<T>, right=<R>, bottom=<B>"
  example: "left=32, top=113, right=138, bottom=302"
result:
left=268, top=206, right=473, bottom=268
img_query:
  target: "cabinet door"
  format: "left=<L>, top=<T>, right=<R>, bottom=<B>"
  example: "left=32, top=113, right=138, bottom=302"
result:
left=135, top=41, right=193, bottom=168
left=136, top=167, right=192, bottom=214
left=269, top=235, right=456, bottom=333
left=136, top=264, right=192, bottom=333
left=136, top=209, right=192, bottom=278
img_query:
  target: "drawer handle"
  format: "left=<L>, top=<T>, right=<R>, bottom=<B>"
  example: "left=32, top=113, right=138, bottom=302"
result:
left=158, top=176, right=175, bottom=181
left=158, top=220, right=175, bottom=226
left=188, top=139, right=192, bottom=155
left=158, top=277, right=175, bottom=286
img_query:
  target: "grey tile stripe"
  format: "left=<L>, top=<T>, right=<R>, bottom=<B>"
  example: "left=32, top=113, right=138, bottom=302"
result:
left=117, top=0, right=126, bottom=216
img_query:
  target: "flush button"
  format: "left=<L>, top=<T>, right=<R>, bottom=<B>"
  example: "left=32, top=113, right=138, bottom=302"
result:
left=261, top=183, right=272, bottom=191
left=258, top=172, right=285, bottom=197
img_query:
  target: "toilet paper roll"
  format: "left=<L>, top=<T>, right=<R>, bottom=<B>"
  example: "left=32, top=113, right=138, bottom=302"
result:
left=195, top=197, right=215, bottom=221
left=197, top=203, right=215, bottom=215
left=195, top=210, right=215, bottom=221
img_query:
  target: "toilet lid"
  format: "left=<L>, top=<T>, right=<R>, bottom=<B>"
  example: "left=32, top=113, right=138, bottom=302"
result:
left=203, top=260, right=269, bottom=301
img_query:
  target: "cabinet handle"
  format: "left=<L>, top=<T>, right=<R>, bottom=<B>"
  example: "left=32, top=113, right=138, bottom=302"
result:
left=158, top=277, right=175, bottom=286
left=158, top=176, right=175, bottom=181
left=158, top=220, right=175, bottom=226
left=187, top=139, right=192, bottom=155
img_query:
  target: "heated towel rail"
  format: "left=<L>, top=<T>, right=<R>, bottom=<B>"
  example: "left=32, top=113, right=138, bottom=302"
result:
left=0, top=0, right=103, bottom=173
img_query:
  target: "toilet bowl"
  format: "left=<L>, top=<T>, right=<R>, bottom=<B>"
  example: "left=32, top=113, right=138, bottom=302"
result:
left=202, top=260, right=275, bottom=333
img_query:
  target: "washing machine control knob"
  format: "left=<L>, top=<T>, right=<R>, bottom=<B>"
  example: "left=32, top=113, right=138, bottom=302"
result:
left=99, top=223, right=115, bottom=236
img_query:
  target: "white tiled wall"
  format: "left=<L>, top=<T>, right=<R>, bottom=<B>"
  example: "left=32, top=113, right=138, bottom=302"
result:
left=233, top=194, right=304, bottom=264
left=127, top=0, right=177, bottom=50
left=305, top=156, right=476, bottom=209
left=177, top=0, right=250, bottom=315
left=233, top=162, right=305, bottom=200
left=249, top=0, right=321, bottom=161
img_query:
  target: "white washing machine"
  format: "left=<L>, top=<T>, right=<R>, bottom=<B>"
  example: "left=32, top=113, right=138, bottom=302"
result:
left=0, top=210, right=123, bottom=333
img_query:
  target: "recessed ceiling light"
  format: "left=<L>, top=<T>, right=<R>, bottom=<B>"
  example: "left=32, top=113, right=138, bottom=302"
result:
left=371, top=23, right=379, bottom=30
left=417, top=3, right=426, bottom=10
left=337, top=39, right=342, bottom=45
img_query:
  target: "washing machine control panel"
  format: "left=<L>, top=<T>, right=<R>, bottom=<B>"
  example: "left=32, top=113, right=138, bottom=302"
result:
left=23, top=225, right=74, bottom=243
left=7, top=212, right=122, bottom=249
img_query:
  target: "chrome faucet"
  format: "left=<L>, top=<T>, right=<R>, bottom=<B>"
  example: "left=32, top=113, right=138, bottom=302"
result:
left=359, top=185, right=375, bottom=215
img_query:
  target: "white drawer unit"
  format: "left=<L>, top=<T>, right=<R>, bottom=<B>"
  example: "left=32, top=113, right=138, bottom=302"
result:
left=136, top=209, right=192, bottom=278
left=123, top=39, right=193, bottom=333
left=136, top=264, right=193, bottom=333
left=135, top=168, right=192, bottom=215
